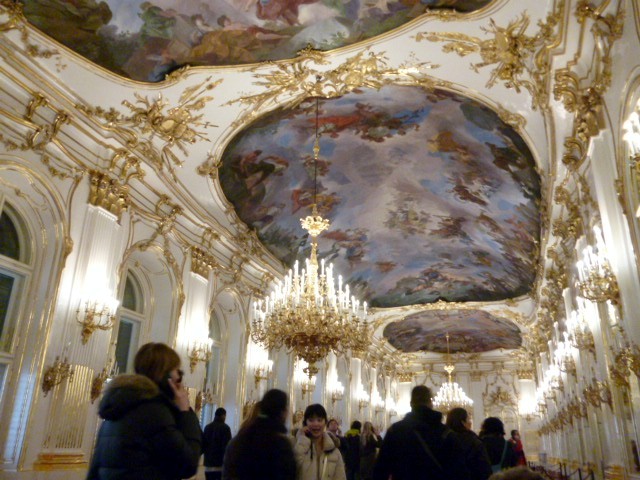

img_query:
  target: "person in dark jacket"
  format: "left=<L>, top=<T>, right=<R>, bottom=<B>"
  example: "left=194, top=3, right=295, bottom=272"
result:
left=344, top=420, right=362, bottom=480
left=372, top=385, right=469, bottom=480
left=445, top=407, right=492, bottom=480
left=222, top=388, right=296, bottom=480
left=479, top=417, right=516, bottom=472
left=203, top=407, right=232, bottom=480
left=87, top=342, right=202, bottom=480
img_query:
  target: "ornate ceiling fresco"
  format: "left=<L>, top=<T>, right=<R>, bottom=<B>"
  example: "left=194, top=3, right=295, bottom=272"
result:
left=21, top=0, right=492, bottom=81
left=15, top=0, right=542, bottom=356
left=220, top=85, right=541, bottom=309
left=383, top=309, right=522, bottom=353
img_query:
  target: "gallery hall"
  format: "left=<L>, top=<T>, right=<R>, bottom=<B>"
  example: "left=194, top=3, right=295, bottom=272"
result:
left=0, top=0, right=639, bottom=478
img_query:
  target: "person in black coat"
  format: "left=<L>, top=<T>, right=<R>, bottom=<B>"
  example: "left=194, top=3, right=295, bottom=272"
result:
left=445, top=407, right=492, bottom=480
left=87, top=342, right=202, bottom=480
left=203, top=407, right=232, bottom=480
left=479, top=417, right=516, bottom=472
left=222, top=389, right=296, bottom=480
left=373, top=385, right=469, bottom=480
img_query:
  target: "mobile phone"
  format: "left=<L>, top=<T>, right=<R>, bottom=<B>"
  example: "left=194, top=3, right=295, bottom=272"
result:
left=158, top=374, right=175, bottom=399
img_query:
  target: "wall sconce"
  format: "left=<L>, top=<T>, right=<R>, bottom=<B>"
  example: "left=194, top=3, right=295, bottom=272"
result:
left=76, top=300, right=118, bottom=344
left=42, top=356, right=74, bottom=397
left=329, top=382, right=344, bottom=404
left=554, top=334, right=577, bottom=377
left=576, top=227, right=620, bottom=304
left=253, top=360, right=273, bottom=388
left=188, top=338, right=213, bottom=373
left=371, top=390, right=385, bottom=413
left=90, top=360, right=118, bottom=403
left=567, top=307, right=596, bottom=355
left=358, top=390, right=370, bottom=411
left=195, top=386, right=215, bottom=413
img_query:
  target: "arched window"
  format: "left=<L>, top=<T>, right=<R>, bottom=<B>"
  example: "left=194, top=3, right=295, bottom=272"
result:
left=0, top=202, right=31, bottom=400
left=114, top=271, right=145, bottom=373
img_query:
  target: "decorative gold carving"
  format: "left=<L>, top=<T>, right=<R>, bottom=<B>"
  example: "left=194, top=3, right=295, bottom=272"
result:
left=483, top=386, right=516, bottom=409
left=397, top=371, right=414, bottom=383
left=42, top=356, right=74, bottom=397
left=88, top=171, right=130, bottom=219
left=417, top=3, right=565, bottom=110
left=0, top=1, right=60, bottom=59
left=33, top=454, right=87, bottom=471
left=583, top=378, right=612, bottom=409
left=27, top=112, right=70, bottom=151
left=77, top=79, right=221, bottom=177
left=190, top=247, right=218, bottom=279
left=228, top=48, right=441, bottom=129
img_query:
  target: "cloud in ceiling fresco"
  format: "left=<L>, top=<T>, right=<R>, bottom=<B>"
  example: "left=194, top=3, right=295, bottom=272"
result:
left=383, top=309, right=522, bottom=353
left=21, top=0, right=493, bottom=81
left=220, top=85, right=540, bottom=308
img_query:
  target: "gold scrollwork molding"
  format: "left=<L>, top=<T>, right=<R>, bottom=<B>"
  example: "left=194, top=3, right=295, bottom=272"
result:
left=190, top=247, right=218, bottom=279
left=76, top=79, right=221, bottom=177
left=416, top=2, right=565, bottom=110
left=227, top=47, right=442, bottom=130
left=89, top=170, right=130, bottom=220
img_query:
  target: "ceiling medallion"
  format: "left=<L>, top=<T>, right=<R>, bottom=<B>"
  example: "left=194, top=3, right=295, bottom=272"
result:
left=250, top=95, right=370, bottom=378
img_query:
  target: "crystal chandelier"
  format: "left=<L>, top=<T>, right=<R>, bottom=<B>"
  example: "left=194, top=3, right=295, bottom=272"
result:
left=251, top=96, right=370, bottom=378
left=433, top=334, right=473, bottom=413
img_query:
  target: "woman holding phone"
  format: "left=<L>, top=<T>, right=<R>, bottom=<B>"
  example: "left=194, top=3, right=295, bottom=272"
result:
left=294, top=404, right=346, bottom=480
left=87, top=342, right=202, bottom=480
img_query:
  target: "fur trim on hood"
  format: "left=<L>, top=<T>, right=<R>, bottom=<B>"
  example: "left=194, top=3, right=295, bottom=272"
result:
left=98, top=374, right=160, bottom=421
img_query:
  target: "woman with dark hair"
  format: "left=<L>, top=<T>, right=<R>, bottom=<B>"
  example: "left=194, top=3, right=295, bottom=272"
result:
left=446, top=408, right=492, bottom=480
left=223, top=389, right=296, bottom=480
left=87, top=342, right=202, bottom=480
left=508, top=430, right=527, bottom=466
left=359, top=422, right=382, bottom=480
left=294, top=403, right=346, bottom=480
left=479, top=417, right=516, bottom=472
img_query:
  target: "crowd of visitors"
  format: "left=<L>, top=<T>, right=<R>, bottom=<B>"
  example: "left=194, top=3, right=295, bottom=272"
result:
left=87, top=343, right=540, bottom=480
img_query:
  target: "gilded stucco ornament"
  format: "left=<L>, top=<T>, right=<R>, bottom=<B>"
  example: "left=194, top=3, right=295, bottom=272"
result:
left=228, top=47, right=441, bottom=129
left=0, top=0, right=59, bottom=59
left=417, top=1, right=565, bottom=110
left=88, top=170, right=130, bottom=220
left=77, top=78, right=221, bottom=178
left=190, top=247, right=219, bottom=279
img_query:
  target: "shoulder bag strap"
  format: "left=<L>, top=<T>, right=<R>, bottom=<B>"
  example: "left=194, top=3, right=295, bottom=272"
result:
left=413, top=430, right=444, bottom=472
left=499, top=440, right=508, bottom=468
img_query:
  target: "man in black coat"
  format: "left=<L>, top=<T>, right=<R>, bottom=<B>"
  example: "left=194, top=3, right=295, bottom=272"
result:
left=203, top=408, right=232, bottom=480
left=373, top=385, right=469, bottom=480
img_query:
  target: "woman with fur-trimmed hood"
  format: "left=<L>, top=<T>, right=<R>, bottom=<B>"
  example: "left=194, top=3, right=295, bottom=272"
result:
left=294, top=404, right=346, bottom=480
left=87, top=342, right=202, bottom=480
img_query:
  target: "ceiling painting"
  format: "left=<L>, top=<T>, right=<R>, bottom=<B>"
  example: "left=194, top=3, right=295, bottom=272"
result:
left=219, top=85, right=541, bottom=308
left=383, top=309, right=522, bottom=353
left=21, top=0, right=493, bottom=81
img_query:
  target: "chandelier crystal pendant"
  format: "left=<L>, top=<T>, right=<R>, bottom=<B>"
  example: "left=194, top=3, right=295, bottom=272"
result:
left=433, top=333, right=473, bottom=413
left=250, top=96, right=370, bottom=378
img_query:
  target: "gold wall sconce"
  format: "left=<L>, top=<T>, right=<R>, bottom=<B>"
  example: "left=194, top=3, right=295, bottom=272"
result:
left=90, top=361, right=118, bottom=403
left=253, top=361, right=273, bottom=388
left=576, top=227, right=620, bottom=304
left=76, top=300, right=117, bottom=344
left=188, top=338, right=213, bottom=373
left=42, top=356, right=74, bottom=397
left=357, top=390, right=370, bottom=411
left=329, top=383, right=344, bottom=405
